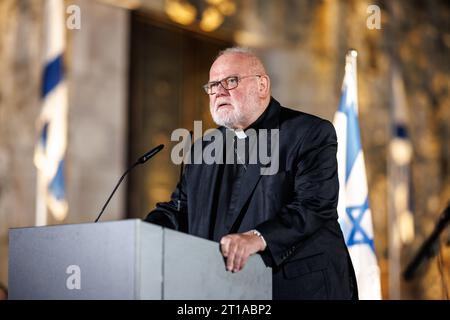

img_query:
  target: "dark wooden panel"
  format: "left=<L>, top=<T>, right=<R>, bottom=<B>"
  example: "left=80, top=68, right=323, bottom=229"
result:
left=127, top=12, right=231, bottom=218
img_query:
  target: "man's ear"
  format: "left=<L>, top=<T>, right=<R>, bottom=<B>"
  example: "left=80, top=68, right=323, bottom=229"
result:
left=258, top=75, right=270, bottom=98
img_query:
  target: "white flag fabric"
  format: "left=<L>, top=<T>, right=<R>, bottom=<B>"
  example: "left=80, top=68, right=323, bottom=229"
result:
left=333, top=50, right=382, bottom=300
left=34, top=0, right=68, bottom=224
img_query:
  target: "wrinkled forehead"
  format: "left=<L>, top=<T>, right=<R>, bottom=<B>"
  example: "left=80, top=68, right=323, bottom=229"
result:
left=209, top=54, right=254, bottom=81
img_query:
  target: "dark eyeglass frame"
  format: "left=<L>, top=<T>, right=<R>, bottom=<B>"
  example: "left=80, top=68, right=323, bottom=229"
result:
left=202, top=74, right=262, bottom=95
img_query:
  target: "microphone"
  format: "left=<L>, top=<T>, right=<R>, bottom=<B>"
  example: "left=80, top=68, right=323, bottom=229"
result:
left=137, top=144, right=164, bottom=164
left=94, top=144, right=164, bottom=223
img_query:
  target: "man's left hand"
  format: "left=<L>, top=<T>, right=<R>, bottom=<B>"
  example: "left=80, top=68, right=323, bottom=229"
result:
left=220, top=231, right=266, bottom=273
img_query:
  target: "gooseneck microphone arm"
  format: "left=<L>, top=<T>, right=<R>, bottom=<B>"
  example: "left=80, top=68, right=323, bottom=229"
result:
left=94, top=144, right=164, bottom=223
left=94, top=162, right=137, bottom=223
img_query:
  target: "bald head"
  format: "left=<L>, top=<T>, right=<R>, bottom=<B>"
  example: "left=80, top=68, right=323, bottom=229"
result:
left=213, top=47, right=268, bottom=76
left=208, top=47, right=271, bottom=129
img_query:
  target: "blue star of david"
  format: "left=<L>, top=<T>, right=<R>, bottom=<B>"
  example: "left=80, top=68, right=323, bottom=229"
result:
left=345, top=197, right=375, bottom=253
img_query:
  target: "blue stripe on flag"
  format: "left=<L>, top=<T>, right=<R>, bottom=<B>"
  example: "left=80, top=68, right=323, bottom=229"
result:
left=42, top=54, right=64, bottom=98
left=338, top=85, right=362, bottom=182
left=48, top=159, right=66, bottom=200
left=39, top=122, right=49, bottom=148
left=345, top=106, right=362, bottom=182
left=394, top=124, right=408, bottom=139
left=337, top=86, right=348, bottom=113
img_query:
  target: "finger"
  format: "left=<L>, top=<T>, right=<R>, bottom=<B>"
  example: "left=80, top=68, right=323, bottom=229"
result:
left=220, top=236, right=228, bottom=246
left=239, top=252, right=250, bottom=271
left=227, top=242, right=237, bottom=272
left=220, top=237, right=230, bottom=257
left=233, top=247, right=245, bottom=272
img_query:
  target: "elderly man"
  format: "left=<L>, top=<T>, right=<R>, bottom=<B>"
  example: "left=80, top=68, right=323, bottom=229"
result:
left=145, top=47, right=358, bottom=300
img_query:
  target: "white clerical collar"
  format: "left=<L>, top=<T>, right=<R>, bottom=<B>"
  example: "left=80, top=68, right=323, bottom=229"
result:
left=234, top=129, right=247, bottom=139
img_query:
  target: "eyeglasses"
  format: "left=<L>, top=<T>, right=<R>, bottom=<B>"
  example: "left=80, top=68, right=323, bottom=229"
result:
left=202, top=75, right=262, bottom=95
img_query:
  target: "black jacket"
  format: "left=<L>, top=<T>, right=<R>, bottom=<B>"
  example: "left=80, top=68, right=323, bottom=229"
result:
left=145, top=97, right=358, bottom=300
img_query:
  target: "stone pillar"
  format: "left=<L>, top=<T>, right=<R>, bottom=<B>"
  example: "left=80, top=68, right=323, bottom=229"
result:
left=0, top=0, right=44, bottom=289
left=66, top=0, right=129, bottom=223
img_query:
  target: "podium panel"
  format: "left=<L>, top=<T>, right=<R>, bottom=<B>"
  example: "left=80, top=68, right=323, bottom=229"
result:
left=163, top=228, right=271, bottom=299
left=9, top=220, right=271, bottom=299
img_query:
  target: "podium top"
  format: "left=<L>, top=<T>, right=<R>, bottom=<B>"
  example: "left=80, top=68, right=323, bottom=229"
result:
left=9, top=219, right=271, bottom=299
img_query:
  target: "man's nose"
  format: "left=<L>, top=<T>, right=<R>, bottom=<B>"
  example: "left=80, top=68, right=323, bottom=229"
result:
left=215, top=83, right=229, bottom=96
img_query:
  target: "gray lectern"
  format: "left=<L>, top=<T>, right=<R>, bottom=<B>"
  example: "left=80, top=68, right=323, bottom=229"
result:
left=8, top=219, right=271, bottom=300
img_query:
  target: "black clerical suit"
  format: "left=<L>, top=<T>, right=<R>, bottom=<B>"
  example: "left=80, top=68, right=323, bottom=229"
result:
left=145, top=97, right=358, bottom=300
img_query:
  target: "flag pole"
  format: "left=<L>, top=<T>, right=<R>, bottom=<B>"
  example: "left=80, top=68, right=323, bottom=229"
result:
left=347, top=49, right=358, bottom=112
left=35, top=170, right=47, bottom=226
left=387, top=64, right=399, bottom=298
left=34, top=0, right=68, bottom=225
left=387, top=143, right=401, bottom=299
left=387, top=63, right=414, bottom=299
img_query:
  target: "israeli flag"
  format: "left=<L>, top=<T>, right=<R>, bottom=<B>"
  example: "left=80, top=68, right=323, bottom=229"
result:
left=34, top=0, right=68, bottom=225
left=389, top=65, right=414, bottom=244
left=333, top=50, right=382, bottom=299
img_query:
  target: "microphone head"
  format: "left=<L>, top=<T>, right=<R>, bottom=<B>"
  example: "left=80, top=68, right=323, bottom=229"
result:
left=138, top=144, right=164, bottom=164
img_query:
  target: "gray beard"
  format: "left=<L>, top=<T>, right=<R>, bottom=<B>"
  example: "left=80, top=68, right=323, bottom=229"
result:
left=211, top=109, right=243, bottom=129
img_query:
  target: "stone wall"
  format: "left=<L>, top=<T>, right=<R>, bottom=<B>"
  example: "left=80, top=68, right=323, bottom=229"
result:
left=0, top=0, right=128, bottom=287
left=0, top=0, right=43, bottom=288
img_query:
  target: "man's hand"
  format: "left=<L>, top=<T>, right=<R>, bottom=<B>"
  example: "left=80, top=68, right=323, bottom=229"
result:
left=220, top=231, right=266, bottom=273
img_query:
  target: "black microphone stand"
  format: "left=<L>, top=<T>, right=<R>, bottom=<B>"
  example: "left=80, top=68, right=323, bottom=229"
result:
left=95, top=162, right=138, bottom=223
left=403, top=202, right=450, bottom=280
